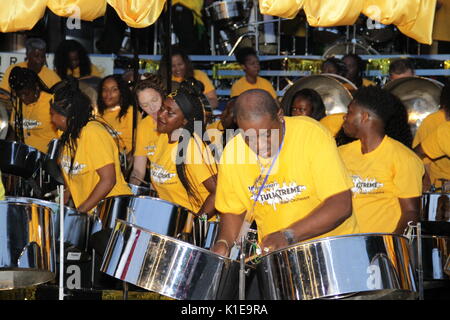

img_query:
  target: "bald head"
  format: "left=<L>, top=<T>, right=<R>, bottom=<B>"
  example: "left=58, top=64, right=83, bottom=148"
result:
left=235, top=89, right=279, bottom=122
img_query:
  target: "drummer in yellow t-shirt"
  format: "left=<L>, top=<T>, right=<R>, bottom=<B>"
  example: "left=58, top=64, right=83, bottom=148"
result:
left=96, top=75, right=142, bottom=162
left=129, top=75, right=165, bottom=186
left=50, top=81, right=131, bottom=213
left=230, top=47, right=277, bottom=100
left=159, top=47, right=218, bottom=109
left=413, top=83, right=450, bottom=189
left=149, top=87, right=217, bottom=218
left=0, top=171, right=4, bottom=200
left=339, top=86, right=424, bottom=234
left=0, top=38, right=61, bottom=94
left=8, top=67, right=58, bottom=153
left=211, top=89, right=358, bottom=257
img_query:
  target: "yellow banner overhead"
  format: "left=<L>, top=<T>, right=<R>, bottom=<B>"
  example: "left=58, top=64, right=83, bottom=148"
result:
left=259, top=0, right=305, bottom=19
left=47, top=0, right=107, bottom=21
left=107, top=0, right=167, bottom=28
left=0, top=0, right=47, bottom=33
left=304, top=0, right=363, bottom=27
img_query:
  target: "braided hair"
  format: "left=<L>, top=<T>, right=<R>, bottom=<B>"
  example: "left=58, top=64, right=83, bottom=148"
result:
left=97, top=74, right=133, bottom=120
left=54, top=39, right=93, bottom=80
left=170, top=86, right=216, bottom=210
left=51, top=79, right=94, bottom=175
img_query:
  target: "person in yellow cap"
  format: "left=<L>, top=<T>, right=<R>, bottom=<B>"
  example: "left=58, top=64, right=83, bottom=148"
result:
left=8, top=66, right=58, bottom=153
left=0, top=38, right=61, bottom=94
left=230, top=47, right=277, bottom=100
left=211, top=89, right=358, bottom=257
left=339, top=86, right=423, bottom=234
left=50, top=80, right=131, bottom=213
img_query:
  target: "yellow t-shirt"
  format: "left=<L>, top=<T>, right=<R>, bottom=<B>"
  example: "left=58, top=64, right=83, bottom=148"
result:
left=1, top=62, right=61, bottom=92
left=413, top=109, right=449, bottom=186
left=149, top=133, right=217, bottom=213
left=422, top=121, right=450, bottom=184
left=319, top=112, right=345, bottom=137
left=230, top=76, right=277, bottom=99
left=60, top=121, right=132, bottom=210
left=172, top=69, right=215, bottom=94
left=134, top=115, right=159, bottom=157
left=215, top=116, right=358, bottom=241
left=9, top=91, right=58, bottom=153
left=0, top=171, right=4, bottom=200
left=67, top=64, right=103, bottom=79
left=98, top=106, right=141, bottom=154
left=338, top=136, right=424, bottom=233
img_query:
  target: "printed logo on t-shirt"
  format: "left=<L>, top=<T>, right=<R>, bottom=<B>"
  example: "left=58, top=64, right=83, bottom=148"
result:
left=61, top=156, right=86, bottom=175
left=146, top=145, right=156, bottom=156
left=351, top=175, right=384, bottom=195
left=249, top=181, right=306, bottom=209
left=150, top=163, right=176, bottom=184
left=22, top=119, right=42, bottom=130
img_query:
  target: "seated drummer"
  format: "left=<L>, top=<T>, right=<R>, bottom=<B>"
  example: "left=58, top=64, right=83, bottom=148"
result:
left=284, top=88, right=326, bottom=120
left=342, top=53, right=376, bottom=88
left=230, top=47, right=277, bottom=100
left=149, top=86, right=217, bottom=219
left=50, top=80, right=132, bottom=213
left=339, top=86, right=424, bottom=233
left=412, top=83, right=450, bottom=190
left=8, top=67, right=58, bottom=153
left=212, top=89, right=358, bottom=257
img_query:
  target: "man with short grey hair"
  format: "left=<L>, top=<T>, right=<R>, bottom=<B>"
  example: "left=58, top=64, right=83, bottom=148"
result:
left=1, top=38, right=61, bottom=93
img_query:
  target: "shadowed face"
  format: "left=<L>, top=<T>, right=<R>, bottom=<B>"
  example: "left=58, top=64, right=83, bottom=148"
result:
left=27, top=49, right=45, bottom=74
left=342, top=101, right=365, bottom=138
left=290, top=96, right=313, bottom=117
left=101, top=77, right=121, bottom=108
left=157, top=97, right=187, bottom=135
left=172, top=54, right=187, bottom=79
left=50, top=107, right=67, bottom=131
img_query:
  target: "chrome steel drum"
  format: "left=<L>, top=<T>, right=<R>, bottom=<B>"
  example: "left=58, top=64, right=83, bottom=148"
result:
left=409, top=235, right=450, bottom=281
left=281, top=74, right=353, bottom=115
left=422, top=193, right=450, bottom=222
left=0, top=99, right=9, bottom=140
left=5, top=197, right=99, bottom=251
left=101, top=219, right=240, bottom=300
left=0, top=201, right=55, bottom=290
left=93, top=195, right=190, bottom=237
left=384, top=76, right=443, bottom=136
left=206, top=0, right=247, bottom=25
left=0, top=140, right=44, bottom=178
left=257, top=233, right=417, bottom=300
left=128, top=183, right=157, bottom=197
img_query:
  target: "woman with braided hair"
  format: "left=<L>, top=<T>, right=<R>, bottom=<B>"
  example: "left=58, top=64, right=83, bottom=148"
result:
left=50, top=80, right=131, bottom=213
left=149, top=85, right=217, bottom=219
left=8, top=66, right=58, bottom=153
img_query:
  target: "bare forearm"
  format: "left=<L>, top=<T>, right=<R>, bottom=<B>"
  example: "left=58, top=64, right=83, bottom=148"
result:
left=129, top=156, right=147, bottom=185
left=77, top=178, right=115, bottom=213
left=394, top=210, right=419, bottom=234
left=288, top=190, right=352, bottom=242
left=217, top=212, right=246, bottom=246
left=197, top=193, right=217, bottom=219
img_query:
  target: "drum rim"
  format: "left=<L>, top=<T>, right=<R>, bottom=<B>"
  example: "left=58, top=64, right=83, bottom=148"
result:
left=4, top=196, right=85, bottom=215
left=206, top=0, right=245, bottom=9
left=115, top=218, right=236, bottom=262
left=0, top=199, right=55, bottom=212
left=98, top=194, right=191, bottom=211
left=261, top=232, right=409, bottom=258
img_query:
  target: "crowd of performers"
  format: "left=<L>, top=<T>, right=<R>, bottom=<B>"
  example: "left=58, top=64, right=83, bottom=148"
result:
left=0, top=37, right=449, bottom=258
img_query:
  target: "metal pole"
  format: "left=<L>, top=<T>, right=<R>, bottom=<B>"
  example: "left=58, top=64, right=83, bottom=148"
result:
left=239, top=235, right=246, bottom=300
left=417, top=222, right=424, bottom=300
left=58, top=185, right=65, bottom=300
left=304, top=21, right=309, bottom=55
left=164, top=0, right=173, bottom=93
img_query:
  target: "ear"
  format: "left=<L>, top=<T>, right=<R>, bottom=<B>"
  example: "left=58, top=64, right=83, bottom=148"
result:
left=182, top=118, right=188, bottom=126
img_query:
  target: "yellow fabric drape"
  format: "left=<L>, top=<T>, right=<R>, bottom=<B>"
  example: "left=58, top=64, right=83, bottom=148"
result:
left=47, top=0, right=107, bottom=21
left=433, top=0, right=450, bottom=42
left=304, top=0, right=363, bottom=27
left=0, top=0, right=47, bottom=33
left=362, top=0, right=436, bottom=45
left=107, top=0, right=166, bottom=28
left=259, top=0, right=436, bottom=44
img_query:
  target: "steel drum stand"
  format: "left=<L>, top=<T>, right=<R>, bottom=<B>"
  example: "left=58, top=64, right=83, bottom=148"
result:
left=57, top=185, right=67, bottom=301
left=239, top=235, right=246, bottom=300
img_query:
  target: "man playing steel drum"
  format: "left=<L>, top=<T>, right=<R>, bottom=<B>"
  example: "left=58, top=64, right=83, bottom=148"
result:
left=211, top=89, right=359, bottom=256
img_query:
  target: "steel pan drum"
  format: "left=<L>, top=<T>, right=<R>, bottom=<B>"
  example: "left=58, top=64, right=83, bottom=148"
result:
left=257, top=233, right=417, bottom=300
left=206, top=0, right=247, bottom=25
left=409, top=235, right=450, bottom=281
left=101, top=219, right=240, bottom=300
left=0, top=99, right=9, bottom=140
left=0, top=201, right=55, bottom=290
left=281, top=74, right=353, bottom=116
left=422, top=193, right=450, bottom=222
left=128, top=183, right=157, bottom=197
left=5, top=197, right=99, bottom=251
left=93, top=195, right=190, bottom=237
left=384, top=76, right=443, bottom=136
left=0, top=140, right=44, bottom=178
